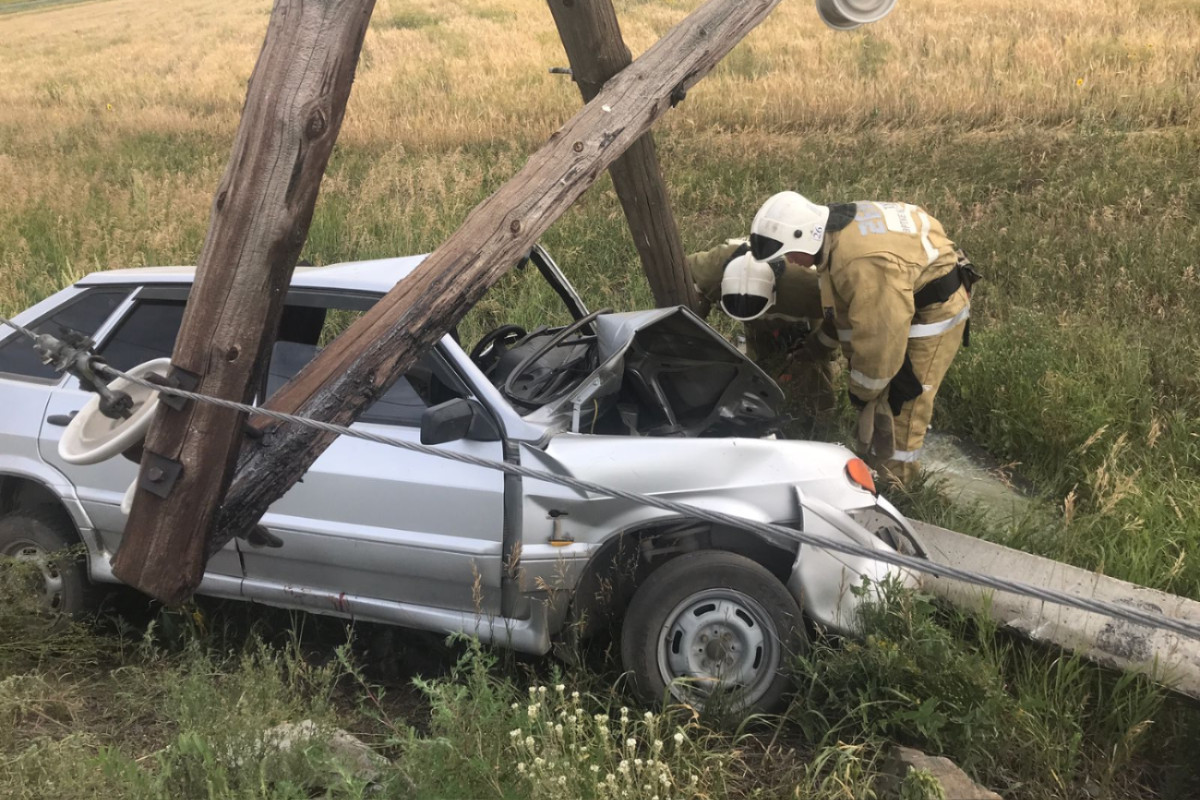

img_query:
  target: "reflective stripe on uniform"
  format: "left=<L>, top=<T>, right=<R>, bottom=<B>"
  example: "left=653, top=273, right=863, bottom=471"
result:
left=917, top=210, right=938, bottom=266
left=817, top=329, right=839, bottom=349
left=890, top=448, right=922, bottom=463
left=837, top=328, right=853, bottom=342
left=909, top=305, right=969, bottom=338
left=849, top=369, right=890, bottom=391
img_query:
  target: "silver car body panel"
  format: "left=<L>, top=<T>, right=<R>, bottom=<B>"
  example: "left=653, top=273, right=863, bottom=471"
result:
left=2, top=256, right=918, bottom=655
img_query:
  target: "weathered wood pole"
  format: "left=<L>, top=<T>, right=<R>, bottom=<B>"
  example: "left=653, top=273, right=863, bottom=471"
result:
left=112, top=0, right=376, bottom=604
left=213, top=0, right=784, bottom=555
left=547, top=0, right=698, bottom=311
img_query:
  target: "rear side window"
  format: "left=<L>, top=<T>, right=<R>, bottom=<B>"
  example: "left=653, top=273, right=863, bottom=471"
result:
left=0, top=289, right=129, bottom=381
left=96, top=300, right=186, bottom=371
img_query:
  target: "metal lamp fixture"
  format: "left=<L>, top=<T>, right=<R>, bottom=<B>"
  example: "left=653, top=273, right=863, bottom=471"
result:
left=815, top=0, right=898, bottom=30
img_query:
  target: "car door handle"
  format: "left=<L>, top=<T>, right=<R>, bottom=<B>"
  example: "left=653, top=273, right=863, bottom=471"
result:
left=46, top=412, right=79, bottom=427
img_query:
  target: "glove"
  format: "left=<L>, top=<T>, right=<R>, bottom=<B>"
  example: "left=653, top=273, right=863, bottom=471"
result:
left=788, top=320, right=838, bottom=364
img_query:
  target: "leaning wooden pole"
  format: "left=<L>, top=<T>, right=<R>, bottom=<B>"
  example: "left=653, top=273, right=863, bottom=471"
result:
left=213, top=0, right=784, bottom=556
left=547, top=0, right=698, bottom=311
left=112, top=0, right=376, bottom=604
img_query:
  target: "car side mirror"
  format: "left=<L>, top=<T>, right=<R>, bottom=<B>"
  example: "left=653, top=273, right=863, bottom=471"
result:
left=420, top=397, right=498, bottom=444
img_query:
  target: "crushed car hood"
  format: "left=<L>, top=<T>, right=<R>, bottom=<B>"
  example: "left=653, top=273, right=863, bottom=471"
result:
left=523, top=307, right=784, bottom=438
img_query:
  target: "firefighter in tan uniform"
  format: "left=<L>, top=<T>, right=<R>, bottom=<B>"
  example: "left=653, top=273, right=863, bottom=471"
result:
left=748, top=191, right=977, bottom=487
left=686, top=240, right=834, bottom=422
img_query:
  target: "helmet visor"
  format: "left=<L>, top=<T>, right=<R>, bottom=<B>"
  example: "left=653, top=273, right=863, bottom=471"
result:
left=721, top=293, right=770, bottom=322
left=749, top=233, right=784, bottom=261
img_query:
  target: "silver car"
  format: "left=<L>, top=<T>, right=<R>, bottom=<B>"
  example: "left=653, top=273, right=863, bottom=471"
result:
left=0, top=246, right=918, bottom=711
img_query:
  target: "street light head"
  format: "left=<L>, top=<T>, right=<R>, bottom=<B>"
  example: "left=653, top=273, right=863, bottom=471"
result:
left=815, top=0, right=897, bottom=31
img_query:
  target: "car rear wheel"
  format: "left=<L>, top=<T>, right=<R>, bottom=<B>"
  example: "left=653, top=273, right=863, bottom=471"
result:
left=0, top=507, right=97, bottom=620
left=620, top=551, right=805, bottom=714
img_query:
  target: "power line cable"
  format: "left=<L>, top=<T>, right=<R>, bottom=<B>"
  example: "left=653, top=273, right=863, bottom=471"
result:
left=4, top=313, right=1200, bottom=642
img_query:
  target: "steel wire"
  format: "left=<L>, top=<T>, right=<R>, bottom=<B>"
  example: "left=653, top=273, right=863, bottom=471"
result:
left=3, top=313, right=1200, bottom=642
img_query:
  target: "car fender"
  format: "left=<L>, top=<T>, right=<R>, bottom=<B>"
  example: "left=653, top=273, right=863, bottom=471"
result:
left=0, top=457, right=104, bottom=579
left=790, top=494, right=917, bottom=634
left=0, top=456, right=92, bottom=530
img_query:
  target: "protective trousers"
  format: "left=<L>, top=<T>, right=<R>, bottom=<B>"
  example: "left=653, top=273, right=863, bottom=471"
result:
left=867, top=318, right=965, bottom=486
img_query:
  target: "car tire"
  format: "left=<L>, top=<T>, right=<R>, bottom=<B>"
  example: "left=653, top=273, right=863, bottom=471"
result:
left=0, top=506, right=97, bottom=620
left=620, top=550, right=805, bottom=714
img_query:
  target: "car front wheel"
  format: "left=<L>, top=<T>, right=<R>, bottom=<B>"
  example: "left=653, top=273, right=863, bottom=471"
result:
left=620, top=551, right=805, bottom=714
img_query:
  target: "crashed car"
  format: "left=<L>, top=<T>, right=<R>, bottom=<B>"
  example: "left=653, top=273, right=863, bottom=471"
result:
left=0, top=245, right=919, bottom=711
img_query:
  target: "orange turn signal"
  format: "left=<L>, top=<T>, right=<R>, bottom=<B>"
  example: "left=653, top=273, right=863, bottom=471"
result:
left=845, top=458, right=876, bottom=495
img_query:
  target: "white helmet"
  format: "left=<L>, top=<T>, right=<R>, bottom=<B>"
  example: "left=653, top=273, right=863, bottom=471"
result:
left=720, top=253, right=778, bottom=322
left=749, top=191, right=831, bottom=262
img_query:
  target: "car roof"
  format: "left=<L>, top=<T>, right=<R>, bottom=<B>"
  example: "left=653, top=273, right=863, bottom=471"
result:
left=74, top=255, right=428, bottom=295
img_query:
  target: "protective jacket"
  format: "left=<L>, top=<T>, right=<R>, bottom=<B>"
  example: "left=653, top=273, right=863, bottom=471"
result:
left=818, top=201, right=971, bottom=484
left=687, top=240, right=824, bottom=354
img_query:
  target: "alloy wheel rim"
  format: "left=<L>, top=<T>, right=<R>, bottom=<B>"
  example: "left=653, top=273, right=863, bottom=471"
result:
left=656, top=589, right=780, bottom=708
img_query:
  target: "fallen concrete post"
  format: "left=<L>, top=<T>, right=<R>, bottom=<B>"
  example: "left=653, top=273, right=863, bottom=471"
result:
left=911, top=521, right=1200, bottom=701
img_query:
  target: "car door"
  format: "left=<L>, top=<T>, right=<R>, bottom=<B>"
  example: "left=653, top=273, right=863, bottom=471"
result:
left=1, top=287, right=130, bottom=508
left=239, top=334, right=508, bottom=617
left=35, top=289, right=244, bottom=589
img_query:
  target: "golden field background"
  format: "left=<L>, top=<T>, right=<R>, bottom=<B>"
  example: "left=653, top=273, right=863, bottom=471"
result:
left=1, top=0, right=1197, bottom=308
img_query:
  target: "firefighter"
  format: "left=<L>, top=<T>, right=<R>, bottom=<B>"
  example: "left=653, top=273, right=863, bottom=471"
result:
left=686, top=240, right=836, bottom=425
left=746, top=191, right=977, bottom=487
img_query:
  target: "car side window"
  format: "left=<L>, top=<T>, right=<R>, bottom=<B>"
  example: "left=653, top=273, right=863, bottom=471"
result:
left=266, top=340, right=466, bottom=427
left=0, top=289, right=129, bottom=381
left=95, top=299, right=186, bottom=372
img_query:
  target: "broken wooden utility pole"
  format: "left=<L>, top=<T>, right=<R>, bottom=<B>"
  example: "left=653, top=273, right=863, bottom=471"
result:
left=547, top=0, right=698, bottom=311
left=113, top=0, right=376, bottom=604
left=212, top=0, right=785, bottom=558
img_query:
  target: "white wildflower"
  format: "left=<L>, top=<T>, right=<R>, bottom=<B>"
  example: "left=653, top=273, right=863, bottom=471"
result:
left=626, top=737, right=637, bottom=749
left=653, top=739, right=663, bottom=751
left=673, top=732, right=684, bottom=745
left=510, top=728, right=522, bottom=739
left=644, top=711, right=654, bottom=722
left=517, top=762, right=527, bottom=773
left=525, top=736, right=535, bottom=749
left=555, top=683, right=565, bottom=693
left=528, top=704, right=539, bottom=719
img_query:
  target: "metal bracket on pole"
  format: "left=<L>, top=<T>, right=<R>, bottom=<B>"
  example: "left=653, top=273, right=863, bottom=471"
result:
left=138, top=451, right=184, bottom=499
left=147, top=367, right=201, bottom=411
